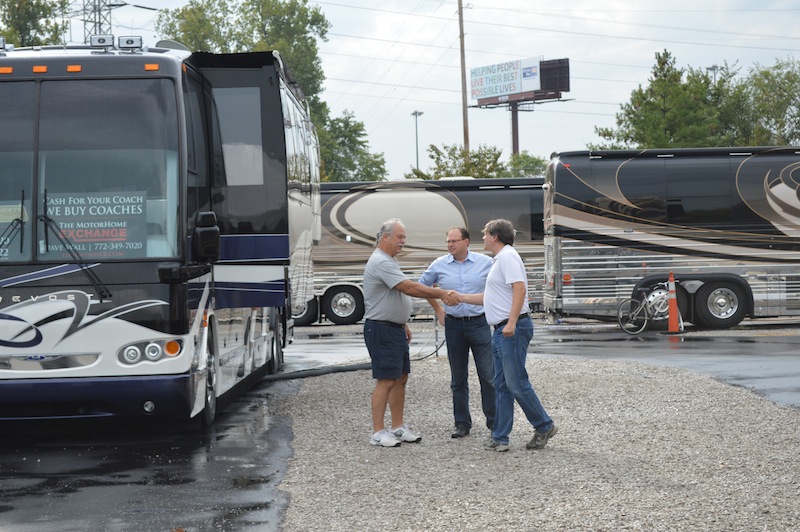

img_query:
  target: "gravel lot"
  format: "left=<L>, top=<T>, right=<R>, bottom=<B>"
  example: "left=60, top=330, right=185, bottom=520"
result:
left=274, top=320, right=800, bottom=531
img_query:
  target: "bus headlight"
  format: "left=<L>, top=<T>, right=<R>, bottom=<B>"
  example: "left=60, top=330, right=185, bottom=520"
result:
left=118, top=339, right=183, bottom=365
left=145, top=343, right=162, bottom=360
left=123, top=346, right=142, bottom=363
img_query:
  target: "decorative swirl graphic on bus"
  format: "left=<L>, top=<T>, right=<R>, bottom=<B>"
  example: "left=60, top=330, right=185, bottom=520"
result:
left=0, top=313, right=43, bottom=348
left=0, top=290, right=168, bottom=348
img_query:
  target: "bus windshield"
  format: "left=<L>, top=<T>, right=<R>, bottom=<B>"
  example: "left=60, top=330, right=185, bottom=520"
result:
left=0, top=78, right=180, bottom=263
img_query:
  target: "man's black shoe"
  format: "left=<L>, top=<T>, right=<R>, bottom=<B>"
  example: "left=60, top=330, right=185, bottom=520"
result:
left=451, top=426, right=470, bottom=438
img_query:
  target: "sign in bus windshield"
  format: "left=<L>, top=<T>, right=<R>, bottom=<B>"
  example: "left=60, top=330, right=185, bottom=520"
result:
left=42, top=192, right=148, bottom=259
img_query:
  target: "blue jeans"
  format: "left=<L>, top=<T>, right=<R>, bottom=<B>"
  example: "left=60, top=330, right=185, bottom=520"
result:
left=491, top=316, right=553, bottom=444
left=445, top=315, right=495, bottom=430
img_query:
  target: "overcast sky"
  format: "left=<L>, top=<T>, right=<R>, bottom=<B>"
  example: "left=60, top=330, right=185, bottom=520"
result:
left=73, top=0, right=800, bottom=179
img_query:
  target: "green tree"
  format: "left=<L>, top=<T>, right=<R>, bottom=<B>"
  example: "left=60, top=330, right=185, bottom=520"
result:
left=156, top=0, right=386, bottom=181
left=747, top=58, right=800, bottom=145
left=155, top=0, right=237, bottom=53
left=594, top=50, right=719, bottom=149
left=503, top=150, right=547, bottom=177
left=405, top=144, right=507, bottom=179
left=703, top=62, right=753, bottom=145
left=322, top=111, right=387, bottom=181
left=591, top=51, right=800, bottom=150
left=0, top=0, right=68, bottom=46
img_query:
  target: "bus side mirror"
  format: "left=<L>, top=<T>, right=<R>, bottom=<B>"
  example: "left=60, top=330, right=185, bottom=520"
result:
left=193, top=211, right=220, bottom=263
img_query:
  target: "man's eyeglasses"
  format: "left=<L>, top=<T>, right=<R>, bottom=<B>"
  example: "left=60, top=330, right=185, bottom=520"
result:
left=445, top=239, right=464, bottom=244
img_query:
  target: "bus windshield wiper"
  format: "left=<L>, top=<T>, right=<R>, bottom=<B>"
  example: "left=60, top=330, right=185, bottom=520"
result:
left=39, top=190, right=113, bottom=301
left=0, top=190, right=25, bottom=255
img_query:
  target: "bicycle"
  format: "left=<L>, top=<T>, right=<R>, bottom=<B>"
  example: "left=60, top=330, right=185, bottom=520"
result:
left=617, top=281, right=672, bottom=335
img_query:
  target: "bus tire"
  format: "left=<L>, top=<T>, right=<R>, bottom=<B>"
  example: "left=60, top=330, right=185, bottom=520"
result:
left=694, top=281, right=747, bottom=329
left=322, top=286, right=364, bottom=325
left=202, top=339, right=218, bottom=427
left=645, top=283, right=690, bottom=329
left=293, top=298, right=318, bottom=327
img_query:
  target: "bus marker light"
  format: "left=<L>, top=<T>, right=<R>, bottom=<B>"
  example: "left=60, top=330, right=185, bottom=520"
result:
left=165, top=341, right=181, bottom=356
left=142, top=401, right=156, bottom=414
left=33, top=65, right=47, bottom=73
left=66, top=65, right=82, bottom=73
left=563, top=273, right=572, bottom=285
left=0, top=67, right=13, bottom=74
left=144, top=63, right=160, bottom=71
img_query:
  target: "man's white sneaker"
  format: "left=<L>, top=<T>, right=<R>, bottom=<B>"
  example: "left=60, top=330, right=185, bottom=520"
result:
left=370, top=429, right=401, bottom=447
left=392, top=425, right=422, bottom=443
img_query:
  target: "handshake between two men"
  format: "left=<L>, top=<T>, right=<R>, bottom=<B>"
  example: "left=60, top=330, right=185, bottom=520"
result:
left=395, top=281, right=482, bottom=315
left=440, top=289, right=462, bottom=307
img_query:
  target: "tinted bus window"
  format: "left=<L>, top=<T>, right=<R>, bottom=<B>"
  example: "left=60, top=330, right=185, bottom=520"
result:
left=616, top=157, right=666, bottom=223
left=0, top=81, right=34, bottom=262
left=37, top=79, right=180, bottom=260
left=666, top=157, right=732, bottom=225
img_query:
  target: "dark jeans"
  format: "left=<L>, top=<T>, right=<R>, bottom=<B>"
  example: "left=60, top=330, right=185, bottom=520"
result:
left=491, top=316, right=553, bottom=444
left=444, top=315, right=495, bottom=430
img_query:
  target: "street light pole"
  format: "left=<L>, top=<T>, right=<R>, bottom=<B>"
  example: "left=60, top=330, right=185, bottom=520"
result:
left=412, top=110, right=424, bottom=170
left=707, top=64, right=719, bottom=84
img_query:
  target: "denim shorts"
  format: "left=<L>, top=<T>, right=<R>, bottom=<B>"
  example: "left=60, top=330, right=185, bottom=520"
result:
left=364, top=320, right=410, bottom=379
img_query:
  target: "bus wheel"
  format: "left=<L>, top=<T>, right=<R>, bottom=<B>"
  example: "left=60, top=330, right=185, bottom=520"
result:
left=293, top=298, right=318, bottom=327
left=202, top=344, right=218, bottom=427
left=322, top=286, right=364, bottom=325
left=694, top=281, right=747, bottom=329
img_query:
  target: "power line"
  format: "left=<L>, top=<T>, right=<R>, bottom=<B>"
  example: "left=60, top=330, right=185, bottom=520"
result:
left=323, top=90, right=617, bottom=117
left=314, top=1, right=800, bottom=49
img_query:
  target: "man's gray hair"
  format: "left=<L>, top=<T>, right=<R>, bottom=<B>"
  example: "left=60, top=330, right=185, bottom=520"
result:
left=376, top=218, right=404, bottom=246
left=483, top=218, right=515, bottom=246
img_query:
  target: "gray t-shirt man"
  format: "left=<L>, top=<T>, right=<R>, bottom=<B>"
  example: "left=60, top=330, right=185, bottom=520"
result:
left=364, top=248, right=413, bottom=325
left=363, top=218, right=459, bottom=449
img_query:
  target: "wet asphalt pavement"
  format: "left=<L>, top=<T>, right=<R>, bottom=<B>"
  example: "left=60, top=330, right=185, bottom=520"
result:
left=0, top=380, right=297, bottom=532
left=1, top=318, right=799, bottom=531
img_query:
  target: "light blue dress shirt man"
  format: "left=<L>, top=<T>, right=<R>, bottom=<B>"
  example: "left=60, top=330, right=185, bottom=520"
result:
left=419, top=227, right=495, bottom=438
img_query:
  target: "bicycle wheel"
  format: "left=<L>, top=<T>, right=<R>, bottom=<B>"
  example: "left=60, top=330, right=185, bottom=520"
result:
left=618, top=298, right=649, bottom=335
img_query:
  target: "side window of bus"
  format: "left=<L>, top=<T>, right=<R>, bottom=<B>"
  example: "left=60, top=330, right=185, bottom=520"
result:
left=184, top=75, right=210, bottom=226
left=666, top=157, right=732, bottom=225
left=616, top=158, right=667, bottom=223
left=0, top=81, right=35, bottom=261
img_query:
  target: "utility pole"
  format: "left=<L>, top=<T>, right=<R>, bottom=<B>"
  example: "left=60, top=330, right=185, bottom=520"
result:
left=458, top=0, right=470, bottom=165
left=68, top=1, right=158, bottom=44
left=412, top=111, right=424, bottom=170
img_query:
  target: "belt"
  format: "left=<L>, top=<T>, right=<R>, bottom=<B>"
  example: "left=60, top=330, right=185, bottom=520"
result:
left=446, top=313, right=485, bottom=321
left=494, top=313, right=530, bottom=330
left=368, top=319, right=406, bottom=329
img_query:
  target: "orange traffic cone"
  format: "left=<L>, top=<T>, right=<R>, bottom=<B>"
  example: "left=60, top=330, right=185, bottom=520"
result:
left=667, top=271, right=682, bottom=334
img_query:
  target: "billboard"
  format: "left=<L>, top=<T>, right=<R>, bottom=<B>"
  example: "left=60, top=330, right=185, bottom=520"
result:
left=470, top=58, right=541, bottom=101
left=471, top=58, right=570, bottom=107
